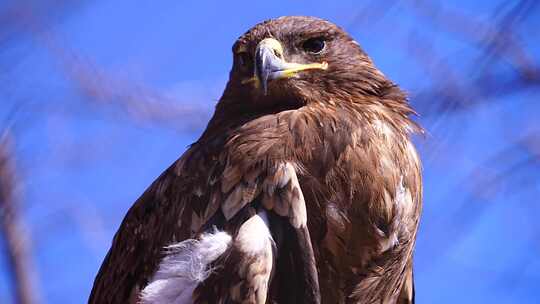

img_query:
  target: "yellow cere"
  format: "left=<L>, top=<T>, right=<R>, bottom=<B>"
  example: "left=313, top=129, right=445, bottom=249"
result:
left=259, top=38, right=284, bottom=57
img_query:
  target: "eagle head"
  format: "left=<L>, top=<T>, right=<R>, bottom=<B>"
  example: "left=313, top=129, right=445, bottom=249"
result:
left=221, top=16, right=391, bottom=111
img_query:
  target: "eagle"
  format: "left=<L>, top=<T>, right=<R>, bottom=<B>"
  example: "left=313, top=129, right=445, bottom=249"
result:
left=89, top=16, right=422, bottom=304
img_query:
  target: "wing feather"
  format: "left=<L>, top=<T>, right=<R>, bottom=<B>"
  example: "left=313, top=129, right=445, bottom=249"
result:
left=89, top=148, right=221, bottom=303
left=90, top=109, right=320, bottom=304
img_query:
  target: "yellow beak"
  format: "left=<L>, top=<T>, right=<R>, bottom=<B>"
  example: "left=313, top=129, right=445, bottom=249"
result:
left=243, top=38, right=328, bottom=94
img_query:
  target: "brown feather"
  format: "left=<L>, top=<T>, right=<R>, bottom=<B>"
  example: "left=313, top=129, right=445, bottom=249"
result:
left=89, top=16, right=423, bottom=304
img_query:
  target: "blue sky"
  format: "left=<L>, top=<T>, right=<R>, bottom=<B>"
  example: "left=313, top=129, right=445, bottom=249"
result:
left=0, top=1, right=539, bottom=303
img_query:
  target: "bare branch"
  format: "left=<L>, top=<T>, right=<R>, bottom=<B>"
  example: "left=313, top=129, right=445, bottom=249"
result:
left=0, top=132, right=41, bottom=304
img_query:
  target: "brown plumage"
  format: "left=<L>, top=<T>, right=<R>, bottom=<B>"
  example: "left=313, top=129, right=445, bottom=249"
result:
left=89, top=16, right=422, bottom=304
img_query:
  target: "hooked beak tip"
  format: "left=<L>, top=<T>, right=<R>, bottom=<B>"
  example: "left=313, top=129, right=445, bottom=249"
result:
left=252, top=38, right=328, bottom=95
left=255, top=40, right=281, bottom=95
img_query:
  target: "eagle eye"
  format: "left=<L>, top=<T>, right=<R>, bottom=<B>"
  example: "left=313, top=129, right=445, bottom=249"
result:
left=237, top=52, right=251, bottom=68
left=302, top=37, right=326, bottom=54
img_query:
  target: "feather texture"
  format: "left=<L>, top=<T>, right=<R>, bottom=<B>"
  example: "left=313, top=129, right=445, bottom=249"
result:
left=89, top=16, right=422, bottom=304
left=140, top=230, right=232, bottom=304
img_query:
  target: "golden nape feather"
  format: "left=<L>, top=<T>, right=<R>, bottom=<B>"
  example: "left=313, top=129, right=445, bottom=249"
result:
left=90, top=16, right=422, bottom=304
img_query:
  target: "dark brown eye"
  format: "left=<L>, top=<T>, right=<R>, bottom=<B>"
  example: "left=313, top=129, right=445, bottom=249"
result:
left=302, top=37, right=325, bottom=54
left=237, top=52, right=251, bottom=68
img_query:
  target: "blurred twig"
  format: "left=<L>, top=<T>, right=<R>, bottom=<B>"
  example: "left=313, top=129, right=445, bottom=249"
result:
left=2, top=1, right=211, bottom=133
left=0, top=131, right=40, bottom=304
left=407, top=0, right=540, bottom=114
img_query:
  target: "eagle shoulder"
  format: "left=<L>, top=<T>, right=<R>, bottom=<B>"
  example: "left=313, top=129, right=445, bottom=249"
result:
left=89, top=146, right=223, bottom=303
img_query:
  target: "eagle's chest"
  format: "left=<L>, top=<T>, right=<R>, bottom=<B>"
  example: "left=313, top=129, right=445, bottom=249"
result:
left=222, top=110, right=418, bottom=252
left=294, top=121, right=418, bottom=278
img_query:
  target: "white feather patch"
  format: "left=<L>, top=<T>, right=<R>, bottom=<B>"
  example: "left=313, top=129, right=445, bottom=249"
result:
left=140, top=230, right=232, bottom=304
left=231, top=210, right=275, bottom=303
left=235, top=211, right=273, bottom=255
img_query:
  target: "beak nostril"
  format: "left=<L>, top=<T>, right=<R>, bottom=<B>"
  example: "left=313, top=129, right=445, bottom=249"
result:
left=253, top=38, right=327, bottom=95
